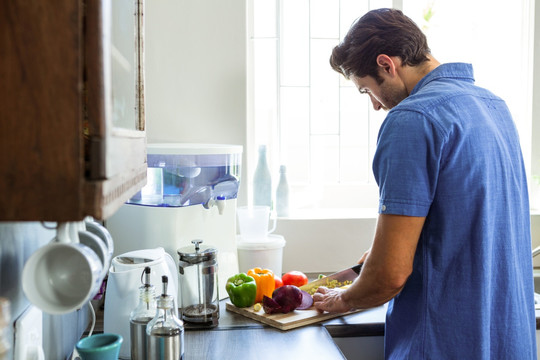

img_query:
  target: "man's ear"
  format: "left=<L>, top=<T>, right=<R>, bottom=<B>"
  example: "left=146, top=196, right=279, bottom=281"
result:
left=376, top=54, right=397, bottom=76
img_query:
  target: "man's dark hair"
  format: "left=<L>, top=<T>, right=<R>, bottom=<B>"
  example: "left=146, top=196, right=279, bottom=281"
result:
left=330, top=8, right=431, bottom=83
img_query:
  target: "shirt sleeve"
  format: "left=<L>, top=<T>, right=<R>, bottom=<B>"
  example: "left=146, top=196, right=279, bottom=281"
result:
left=373, top=109, right=445, bottom=217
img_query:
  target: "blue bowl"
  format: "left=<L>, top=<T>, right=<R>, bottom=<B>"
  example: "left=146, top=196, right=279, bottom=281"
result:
left=76, top=333, right=123, bottom=360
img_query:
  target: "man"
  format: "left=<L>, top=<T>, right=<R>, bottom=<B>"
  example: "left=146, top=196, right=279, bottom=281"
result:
left=313, top=8, right=536, bottom=359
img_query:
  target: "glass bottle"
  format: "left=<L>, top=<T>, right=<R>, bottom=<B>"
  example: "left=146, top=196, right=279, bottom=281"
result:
left=130, top=267, right=157, bottom=360
left=276, top=165, right=289, bottom=217
left=147, top=276, right=184, bottom=360
left=253, top=145, right=272, bottom=208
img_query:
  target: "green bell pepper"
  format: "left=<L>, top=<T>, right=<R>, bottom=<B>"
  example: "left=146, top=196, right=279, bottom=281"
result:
left=226, top=273, right=257, bottom=308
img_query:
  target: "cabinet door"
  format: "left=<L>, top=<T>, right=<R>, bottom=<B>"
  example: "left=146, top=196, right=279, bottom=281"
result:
left=84, top=0, right=147, bottom=220
left=0, top=0, right=147, bottom=221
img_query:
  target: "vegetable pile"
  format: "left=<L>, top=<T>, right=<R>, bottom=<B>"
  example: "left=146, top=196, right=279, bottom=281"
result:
left=226, top=268, right=315, bottom=313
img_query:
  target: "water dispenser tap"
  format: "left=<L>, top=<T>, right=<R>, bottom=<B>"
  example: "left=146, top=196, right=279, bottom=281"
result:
left=202, top=196, right=226, bottom=215
left=216, top=196, right=226, bottom=215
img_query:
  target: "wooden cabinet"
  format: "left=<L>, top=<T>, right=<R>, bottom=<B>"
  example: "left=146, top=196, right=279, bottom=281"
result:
left=0, top=0, right=147, bottom=221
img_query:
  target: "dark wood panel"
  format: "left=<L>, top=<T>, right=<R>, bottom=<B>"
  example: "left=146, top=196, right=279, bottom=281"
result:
left=0, top=0, right=146, bottom=221
left=0, top=1, right=84, bottom=220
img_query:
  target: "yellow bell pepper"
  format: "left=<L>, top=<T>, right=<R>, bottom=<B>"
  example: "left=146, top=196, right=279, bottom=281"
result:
left=247, top=267, right=275, bottom=303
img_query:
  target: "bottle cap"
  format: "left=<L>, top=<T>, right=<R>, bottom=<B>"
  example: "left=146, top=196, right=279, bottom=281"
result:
left=141, top=266, right=152, bottom=287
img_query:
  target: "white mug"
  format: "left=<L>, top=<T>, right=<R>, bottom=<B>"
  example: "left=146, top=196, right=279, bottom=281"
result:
left=237, top=206, right=277, bottom=240
left=79, top=230, right=109, bottom=279
left=22, top=223, right=104, bottom=315
left=84, top=220, right=114, bottom=270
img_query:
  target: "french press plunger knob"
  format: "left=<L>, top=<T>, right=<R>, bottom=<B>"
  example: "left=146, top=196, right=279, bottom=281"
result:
left=191, top=239, right=203, bottom=252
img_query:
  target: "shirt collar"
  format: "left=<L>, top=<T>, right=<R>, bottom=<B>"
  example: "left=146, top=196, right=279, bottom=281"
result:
left=410, top=63, right=475, bottom=96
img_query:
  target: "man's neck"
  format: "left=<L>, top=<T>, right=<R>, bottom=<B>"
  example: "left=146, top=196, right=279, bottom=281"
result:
left=400, top=56, right=441, bottom=95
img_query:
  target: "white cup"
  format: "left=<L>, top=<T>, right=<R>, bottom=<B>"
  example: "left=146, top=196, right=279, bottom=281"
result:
left=84, top=220, right=114, bottom=273
left=237, top=206, right=277, bottom=240
left=22, top=223, right=104, bottom=314
left=79, top=230, right=109, bottom=279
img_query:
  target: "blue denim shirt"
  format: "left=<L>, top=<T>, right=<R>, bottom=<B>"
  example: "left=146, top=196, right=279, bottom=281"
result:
left=373, top=63, right=536, bottom=359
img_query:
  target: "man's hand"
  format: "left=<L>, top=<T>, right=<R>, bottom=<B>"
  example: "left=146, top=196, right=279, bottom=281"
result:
left=314, top=214, right=426, bottom=313
left=358, top=248, right=370, bottom=264
left=313, top=286, right=352, bottom=313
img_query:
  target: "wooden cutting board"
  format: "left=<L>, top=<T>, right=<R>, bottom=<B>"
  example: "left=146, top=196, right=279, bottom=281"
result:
left=225, top=302, right=362, bottom=331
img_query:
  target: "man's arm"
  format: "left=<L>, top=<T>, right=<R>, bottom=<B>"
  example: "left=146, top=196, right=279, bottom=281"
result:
left=313, top=214, right=425, bottom=313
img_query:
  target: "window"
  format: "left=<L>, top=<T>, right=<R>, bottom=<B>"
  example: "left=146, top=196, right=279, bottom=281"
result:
left=248, top=0, right=533, bottom=214
left=402, top=0, right=533, bottom=171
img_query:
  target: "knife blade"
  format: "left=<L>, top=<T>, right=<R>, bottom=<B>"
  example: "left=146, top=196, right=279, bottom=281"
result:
left=299, top=263, right=363, bottom=295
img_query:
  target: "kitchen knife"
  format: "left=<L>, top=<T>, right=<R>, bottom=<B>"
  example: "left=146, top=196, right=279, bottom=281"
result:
left=299, top=263, right=363, bottom=294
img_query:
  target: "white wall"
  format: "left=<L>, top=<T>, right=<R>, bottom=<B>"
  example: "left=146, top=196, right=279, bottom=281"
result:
left=145, top=0, right=248, bottom=203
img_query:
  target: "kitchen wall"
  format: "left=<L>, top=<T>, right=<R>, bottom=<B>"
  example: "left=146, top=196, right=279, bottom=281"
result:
left=145, top=0, right=247, bottom=204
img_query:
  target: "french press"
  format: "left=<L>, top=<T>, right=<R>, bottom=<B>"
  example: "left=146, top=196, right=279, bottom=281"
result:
left=177, top=239, right=219, bottom=328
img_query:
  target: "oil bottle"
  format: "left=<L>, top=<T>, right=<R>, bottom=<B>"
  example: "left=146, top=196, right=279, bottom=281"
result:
left=147, top=276, right=184, bottom=360
left=130, top=267, right=157, bottom=360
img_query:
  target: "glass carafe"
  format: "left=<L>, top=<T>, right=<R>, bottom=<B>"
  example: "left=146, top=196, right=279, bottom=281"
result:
left=177, top=239, right=219, bottom=328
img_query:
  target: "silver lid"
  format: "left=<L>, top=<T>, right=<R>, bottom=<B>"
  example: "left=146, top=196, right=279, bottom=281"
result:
left=177, top=239, right=217, bottom=264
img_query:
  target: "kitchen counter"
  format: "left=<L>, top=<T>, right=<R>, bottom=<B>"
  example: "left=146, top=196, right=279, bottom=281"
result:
left=180, top=299, right=387, bottom=360
left=88, top=297, right=540, bottom=360
left=88, top=297, right=386, bottom=359
left=185, top=325, right=344, bottom=359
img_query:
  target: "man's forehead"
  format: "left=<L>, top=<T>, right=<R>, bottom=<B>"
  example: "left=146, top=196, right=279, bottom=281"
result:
left=351, top=74, right=375, bottom=88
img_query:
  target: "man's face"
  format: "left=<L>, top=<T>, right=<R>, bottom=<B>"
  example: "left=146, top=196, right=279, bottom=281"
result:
left=350, top=74, right=408, bottom=111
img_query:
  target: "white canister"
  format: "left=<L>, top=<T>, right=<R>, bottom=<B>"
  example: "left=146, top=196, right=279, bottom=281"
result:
left=236, top=235, right=286, bottom=277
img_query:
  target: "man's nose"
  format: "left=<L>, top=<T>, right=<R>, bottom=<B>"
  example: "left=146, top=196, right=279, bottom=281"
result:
left=369, top=95, right=382, bottom=111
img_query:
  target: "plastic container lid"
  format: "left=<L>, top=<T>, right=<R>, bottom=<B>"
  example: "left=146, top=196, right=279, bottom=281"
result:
left=236, top=234, right=286, bottom=250
left=148, top=143, right=243, bottom=155
left=147, top=143, right=242, bottom=170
